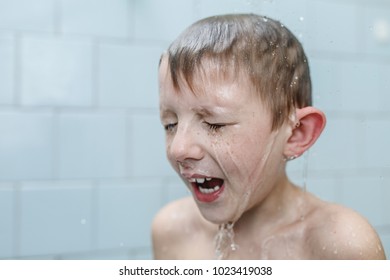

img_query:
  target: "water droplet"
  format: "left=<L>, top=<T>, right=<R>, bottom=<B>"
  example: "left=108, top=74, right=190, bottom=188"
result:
left=214, top=222, right=238, bottom=259
left=299, top=16, right=304, bottom=22
left=333, top=249, right=338, bottom=254
left=80, top=219, right=87, bottom=225
left=119, top=242, right=125, bottom=247
left=263, top=17, right=268, bottom=22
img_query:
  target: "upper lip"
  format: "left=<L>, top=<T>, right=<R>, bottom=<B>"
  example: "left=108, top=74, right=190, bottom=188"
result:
left=181, top=173, right=213, bottom=180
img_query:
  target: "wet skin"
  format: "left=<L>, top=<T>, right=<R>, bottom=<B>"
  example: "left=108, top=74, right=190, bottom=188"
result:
left=153, top=56, right=386, bottom=260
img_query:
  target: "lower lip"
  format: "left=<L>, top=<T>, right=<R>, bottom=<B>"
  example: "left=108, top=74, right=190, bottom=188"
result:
left=192, top=183, right=224, bottom=203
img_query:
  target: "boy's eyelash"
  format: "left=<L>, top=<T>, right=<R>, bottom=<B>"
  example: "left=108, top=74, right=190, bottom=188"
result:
left=205, top=122, right=225, bottom=131
left=164, top=123, right=177, bottom=131
left=163, top=122, right=225, bottom=132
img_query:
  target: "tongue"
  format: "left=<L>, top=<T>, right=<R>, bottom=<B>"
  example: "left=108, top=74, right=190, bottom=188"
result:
left=203, top=178, right=223, bottom=188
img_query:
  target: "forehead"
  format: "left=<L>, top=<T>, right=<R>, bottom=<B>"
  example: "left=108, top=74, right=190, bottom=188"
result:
left=159, top=55, right=257, bottom=106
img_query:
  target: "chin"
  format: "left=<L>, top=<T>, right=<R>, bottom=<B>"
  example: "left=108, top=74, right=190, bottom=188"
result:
left=196, top=202, right=242, bottom=225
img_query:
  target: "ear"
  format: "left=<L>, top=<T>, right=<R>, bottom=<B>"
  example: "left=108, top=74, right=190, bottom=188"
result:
left=284, top=107, right=326, bottom=158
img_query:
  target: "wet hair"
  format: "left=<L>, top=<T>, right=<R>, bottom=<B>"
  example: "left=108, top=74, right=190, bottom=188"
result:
left=165, top=13, right=312, bottom=130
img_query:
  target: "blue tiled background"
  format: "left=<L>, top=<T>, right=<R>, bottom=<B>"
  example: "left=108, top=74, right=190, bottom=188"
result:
left=0, top=0, right=389, bottom=259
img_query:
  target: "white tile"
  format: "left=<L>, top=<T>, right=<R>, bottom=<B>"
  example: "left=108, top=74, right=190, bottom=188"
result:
left=0, top=110, right=54, bottom=181
left=163, top=176, right=191, bottom=204
left=58, top=111, right=128, bottom=179
left=306, top=1, right=358, bottom=53
left=19, top=181, right=93, bottom=256
left=382, top=178, right=390, bottom=225
left=21, top=35, right=93, bottom=106
left=312, top=59, right=390, bottom=113
left=134, top=0, right=195, bottom=43
left=337, top=61, right=390, bottom=112
left=98, top=44, right=163, bottom=108
left=0, top=34, right=14, bottom=104
left=360, top=120, right=390, bottom=169
left=61, top=0, right=130, bottom=38
left=62, top=249, right=130, bottom=260
left=310, top=58, right=343, bottom=112
left=340, top=177, right=384, bottom=227
left=0, top=184, right=15, bottom=259
left=97, top=179, right=162, bottom=250
left=130, top=248, right=153, bottom=260
left=196, top=0, right=261, bottom=19
left=130, top=113, right=176, bottom=177
left=305, top=176, right=339, bottom=204
left=0, top=0, right=55, bottom=32
left=360, top=5, right=390, bottom=56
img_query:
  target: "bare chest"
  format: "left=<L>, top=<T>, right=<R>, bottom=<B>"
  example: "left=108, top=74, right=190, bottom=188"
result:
left=178, top=225, right=314, bottom=260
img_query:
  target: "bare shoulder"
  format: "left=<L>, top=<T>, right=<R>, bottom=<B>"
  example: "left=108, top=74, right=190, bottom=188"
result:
left=151, top=196, right=203, bottom=259
left=307, top=201, right=386, bottom=259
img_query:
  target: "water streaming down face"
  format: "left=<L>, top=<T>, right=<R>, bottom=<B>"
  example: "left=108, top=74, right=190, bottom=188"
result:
left=208, top=109, right=313, bottom=258
left=209, top=122, right=286, bottom=259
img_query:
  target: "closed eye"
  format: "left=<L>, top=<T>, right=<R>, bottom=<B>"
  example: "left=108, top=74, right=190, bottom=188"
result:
left=164, top=123, right=177, bottom=132
left=205, top=122, right=225, bottom=132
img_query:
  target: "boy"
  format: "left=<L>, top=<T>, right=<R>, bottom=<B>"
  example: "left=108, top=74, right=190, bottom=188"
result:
left=152, top=14, right=385, bottom=259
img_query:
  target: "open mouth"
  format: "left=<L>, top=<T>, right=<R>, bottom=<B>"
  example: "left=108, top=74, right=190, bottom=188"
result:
left=189, top=177, right=224, bottom=202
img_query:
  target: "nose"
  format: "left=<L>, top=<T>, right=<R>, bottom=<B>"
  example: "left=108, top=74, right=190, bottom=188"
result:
left=168, top=124, right=204, bottom=163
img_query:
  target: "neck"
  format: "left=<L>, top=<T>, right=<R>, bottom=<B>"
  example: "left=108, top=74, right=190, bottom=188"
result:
left=234, top=173, right=305, bottom=234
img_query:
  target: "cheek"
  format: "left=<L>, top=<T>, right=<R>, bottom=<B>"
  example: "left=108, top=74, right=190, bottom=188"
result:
left=212, top=129, right=277, bottom=188
left=211, top=132, right=263, bottom=175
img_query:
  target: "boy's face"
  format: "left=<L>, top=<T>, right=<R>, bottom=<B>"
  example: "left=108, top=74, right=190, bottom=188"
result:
left=159, top=57, right=289, bottom=224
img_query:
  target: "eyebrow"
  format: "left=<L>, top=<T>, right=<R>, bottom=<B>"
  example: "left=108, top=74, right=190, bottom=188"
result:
left=193, top=107, right=214, bottom=117
left=160, top=105, right=229, bottom=121
left=160, top=106, right=215, bottom=118
left=160, top=108, right=175, bottom=119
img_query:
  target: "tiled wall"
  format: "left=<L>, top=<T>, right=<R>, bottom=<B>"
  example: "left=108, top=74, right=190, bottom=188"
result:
left=0, top=0, right=389, bottom=259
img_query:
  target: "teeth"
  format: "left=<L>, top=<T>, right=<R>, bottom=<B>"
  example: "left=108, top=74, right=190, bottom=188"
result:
left=189, top=177, right=213, bottom=184
left=199, top=185, right=220, bottom=194
left=195, top=178, right=205, bottom=184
